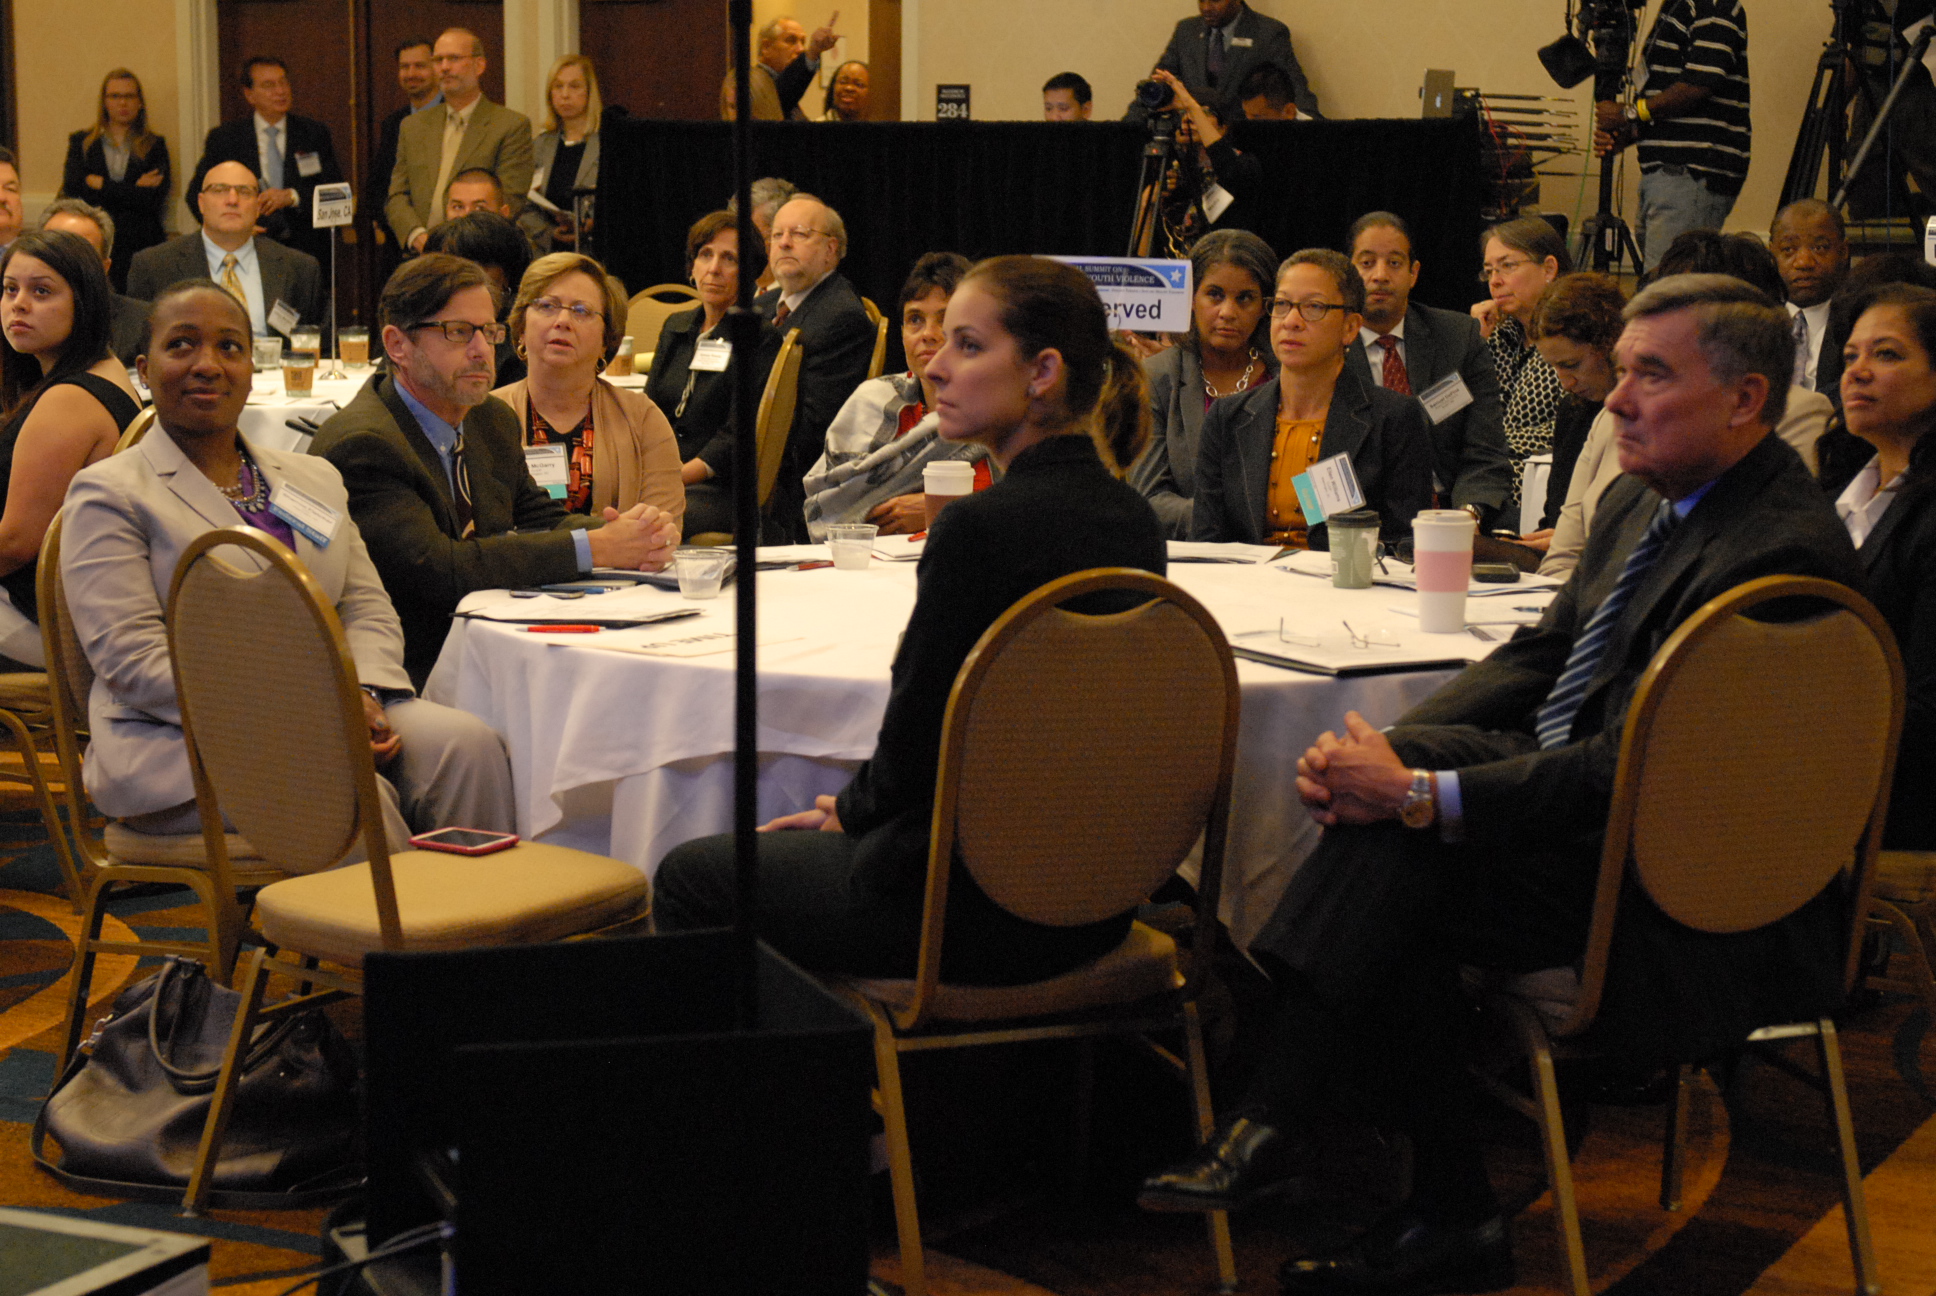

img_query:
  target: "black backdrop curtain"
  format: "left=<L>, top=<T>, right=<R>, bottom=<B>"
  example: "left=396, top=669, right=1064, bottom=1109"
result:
left=598, top=118, right=1486, bottom=369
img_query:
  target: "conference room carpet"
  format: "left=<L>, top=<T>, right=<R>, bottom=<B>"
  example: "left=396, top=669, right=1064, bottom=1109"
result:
left=0, top=799, right=1930, bottom=1295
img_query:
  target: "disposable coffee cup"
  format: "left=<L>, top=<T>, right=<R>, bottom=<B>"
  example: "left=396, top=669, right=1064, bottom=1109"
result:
left=1326, top=510, right=1381, bottom=589
left=338, top=327, right=370, bottom=370
left=606, top=335, right=636, bottom=377
left=922, top=459, right=975, bottom=528
left=826, top=522, right=878, bottom=570
left=674, top=548, right=730, bottom=599
left=1412, top=508, right=1476, bottom=633
left=281, top=351, right=318, bottom=399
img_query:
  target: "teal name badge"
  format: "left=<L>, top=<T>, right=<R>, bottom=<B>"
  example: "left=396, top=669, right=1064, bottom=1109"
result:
left=525, top=444, right=569, bottom=499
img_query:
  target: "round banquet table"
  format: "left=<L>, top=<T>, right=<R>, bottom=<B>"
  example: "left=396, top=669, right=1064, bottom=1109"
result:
left=425, top=546, right=1556, bottom=950
left=236, top=369, right=373, bottom=452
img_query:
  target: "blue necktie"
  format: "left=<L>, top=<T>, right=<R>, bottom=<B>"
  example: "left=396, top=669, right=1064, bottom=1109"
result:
left=263, top=123, right=284, bottom=190
left=1533, top=499, right=1679, bottom=749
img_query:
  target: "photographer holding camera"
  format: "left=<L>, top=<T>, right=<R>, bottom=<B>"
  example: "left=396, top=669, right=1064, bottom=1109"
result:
left=1127, top=0, right=1319, bottom=125
left=1592, top=0, right=1750, bottom=269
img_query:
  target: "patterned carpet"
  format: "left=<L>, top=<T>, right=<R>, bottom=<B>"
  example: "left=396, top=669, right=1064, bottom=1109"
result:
left=0, top=798, right=1931, bottom=1295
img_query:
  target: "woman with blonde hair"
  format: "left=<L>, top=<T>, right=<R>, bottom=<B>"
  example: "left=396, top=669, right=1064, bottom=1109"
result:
left=657, top=255, right=1166, bottom=984
left=60, top=69, right=170, bottom=292
left=492, top=251, right=684, bottom=524
left=519, top=53, right=602, bottom=252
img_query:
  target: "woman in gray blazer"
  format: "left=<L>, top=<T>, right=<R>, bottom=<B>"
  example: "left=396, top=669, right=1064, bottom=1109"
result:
left=517, top=55, right=602, bottom=253
left=61, top=282, right=514, bottom=853
left=1130, top=229, right=1277, bottom=538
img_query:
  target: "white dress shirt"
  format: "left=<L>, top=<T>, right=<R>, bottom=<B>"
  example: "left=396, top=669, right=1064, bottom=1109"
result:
left=1358, top=321, right=1407, bottom=389
left=202, top=232, right=267, bottom=337
left=1835, top=456, right=1900, bottom=549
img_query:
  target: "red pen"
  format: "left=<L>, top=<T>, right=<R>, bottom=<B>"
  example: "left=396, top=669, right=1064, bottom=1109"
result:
left=794, top=560, right=834, bottom=571
left=527, top=624, right=601, bottom=633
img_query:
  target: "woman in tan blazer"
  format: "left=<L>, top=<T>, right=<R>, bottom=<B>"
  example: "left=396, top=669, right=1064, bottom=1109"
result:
left=493, top=252, right=684, bottom=524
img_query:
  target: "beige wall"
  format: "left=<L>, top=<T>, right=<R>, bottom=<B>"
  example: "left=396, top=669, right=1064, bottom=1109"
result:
left=12, top=0, right=184, bottom=223
left=912, top=0, right=1825, bottom=238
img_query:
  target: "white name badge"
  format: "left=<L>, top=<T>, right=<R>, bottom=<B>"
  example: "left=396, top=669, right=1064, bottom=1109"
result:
left=295, top=150, right=322, bottom=178
left=267, top=299, right=299, bottom=337
left=1229, top=35, right=1254, bottom=47
left=268, top=481, right=340, bottom=547
left=690, top=338, right=732, bottom=372
left=1201, top=182, right=1235, bottom=224
left=1290, top=452, right=1366, bottom=525
left=526, top=444, right=570, bottom=498
left=1417, top=372, right=1475, bottom=425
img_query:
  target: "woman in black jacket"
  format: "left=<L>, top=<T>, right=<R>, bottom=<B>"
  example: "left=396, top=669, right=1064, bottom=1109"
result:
left=655, top=256, right=1167, bottom=984
left=61, top=70, right=170, bottom=294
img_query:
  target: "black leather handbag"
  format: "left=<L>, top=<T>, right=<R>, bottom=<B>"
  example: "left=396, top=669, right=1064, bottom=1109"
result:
left=33, top=956, right=362, bottom=1207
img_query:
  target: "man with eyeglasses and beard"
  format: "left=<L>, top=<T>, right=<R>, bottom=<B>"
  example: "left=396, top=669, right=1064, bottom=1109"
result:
left=312, top=255, right=679, bottom=685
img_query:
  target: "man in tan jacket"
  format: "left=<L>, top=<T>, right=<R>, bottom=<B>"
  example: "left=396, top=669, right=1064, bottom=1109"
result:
left=719, top=14, right=842, bottom=121
left=386, top=27, right=534, bottom=254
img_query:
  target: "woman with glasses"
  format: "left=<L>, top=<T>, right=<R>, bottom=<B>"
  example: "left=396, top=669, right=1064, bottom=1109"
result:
left=1190, top=249, right=1432, bottom=548
left=646, top=210, right=782, bottom=538
left=61, top=69, right=170, bottom=294
left=1469, top=216, right=1570, bottom=513
left=493, top=252, right=683, bottom=520
left=819, top=61, right=871, bottom=121
left=1133, top=229, right=1279, bottom=539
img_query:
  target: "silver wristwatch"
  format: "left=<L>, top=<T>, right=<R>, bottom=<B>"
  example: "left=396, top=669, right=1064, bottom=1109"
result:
left=1399, top=769, right=1437, bottom=830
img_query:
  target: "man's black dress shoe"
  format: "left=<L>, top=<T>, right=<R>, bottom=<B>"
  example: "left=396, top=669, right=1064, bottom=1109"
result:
left=1137, top=1114, right=1305, bottom=1212
left=1278, top=1210, right=1513, bottom=1295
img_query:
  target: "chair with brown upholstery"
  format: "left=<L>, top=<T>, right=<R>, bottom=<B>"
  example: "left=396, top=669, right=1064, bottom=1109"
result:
left=1474, top=575, right=1900, bottom=1296
left=685, top=327, right=803, bottom=547
left=826, top=568, right=1241, bottom=1296
left=166, top=527, right=651, bottom=1212
left=44, top=513, right=279, bottom=1071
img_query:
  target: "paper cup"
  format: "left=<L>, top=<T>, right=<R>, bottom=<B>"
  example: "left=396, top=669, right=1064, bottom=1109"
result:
left=281, top=352, right=318, bottom=399
left=922, top=459, right=975, bottom=528
left=827, top=523, right=878, bottom=570
left=1326, top=509, right=1381, bottom=589
left=1412, top=508, right=1475, bottom=633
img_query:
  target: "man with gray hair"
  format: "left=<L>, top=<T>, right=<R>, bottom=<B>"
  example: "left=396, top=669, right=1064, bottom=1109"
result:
left=720, top=14, right=841, bottom=121
left=40, top=196, right=150, bottom=366
left=1140, top=274, right=1864, bottom=1295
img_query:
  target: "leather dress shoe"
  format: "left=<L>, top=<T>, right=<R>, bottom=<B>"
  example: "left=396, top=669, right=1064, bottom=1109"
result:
left=1278, top=1210, right=1513, bottom=1295
left=1137, top=1114, right=1306, bottom=1212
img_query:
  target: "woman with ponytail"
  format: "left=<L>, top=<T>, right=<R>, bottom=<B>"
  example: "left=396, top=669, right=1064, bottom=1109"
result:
left=657, top=255, right=1167, bottom=984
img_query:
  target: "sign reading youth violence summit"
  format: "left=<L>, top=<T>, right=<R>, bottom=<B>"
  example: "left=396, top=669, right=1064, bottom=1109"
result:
left=1051, top=257, right=1193, bottom=333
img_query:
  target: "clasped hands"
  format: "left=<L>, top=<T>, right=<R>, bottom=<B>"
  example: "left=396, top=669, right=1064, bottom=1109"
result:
left=585, top=501, right=680, bottom=571
left=363, top=691, right=402, bottom=769
left=1296, top=711, right=1414, bottom=828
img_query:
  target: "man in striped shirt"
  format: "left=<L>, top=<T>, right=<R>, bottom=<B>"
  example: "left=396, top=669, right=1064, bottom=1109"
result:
left=1593, top=0, right=1751, bottom=269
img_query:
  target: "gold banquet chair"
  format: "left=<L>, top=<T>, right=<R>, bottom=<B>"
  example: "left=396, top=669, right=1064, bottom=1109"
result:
left=1474, top=576, right=1900, bottom=1296
left=623, top=283, right=700, bottom=370
left=1867, top=847, right=1936, bottom=1017
left=861, top=295, right=889, bottom=380
left=826, top=569, right=1242, bottom=1296
left=685, top=327, right=803, bottom=547
left=45, top=513, right=282, bottom=1071
left=165, top=528, right=651, bottom=1213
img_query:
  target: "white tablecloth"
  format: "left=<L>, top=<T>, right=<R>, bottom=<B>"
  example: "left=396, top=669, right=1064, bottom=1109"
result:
left=236, top=371, right=372, bottom=452
left=426, top=551, right=1553, bottom=949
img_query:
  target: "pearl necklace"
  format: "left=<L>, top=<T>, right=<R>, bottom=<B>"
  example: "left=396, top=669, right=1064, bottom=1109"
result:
left=218, top=447, right=267, bottom=509
left=1204, top=347, right=1262, bottom=399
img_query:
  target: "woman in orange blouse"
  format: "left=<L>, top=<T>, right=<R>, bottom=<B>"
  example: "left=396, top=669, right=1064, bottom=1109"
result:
left=1190, top=249, right=1433, bottom=547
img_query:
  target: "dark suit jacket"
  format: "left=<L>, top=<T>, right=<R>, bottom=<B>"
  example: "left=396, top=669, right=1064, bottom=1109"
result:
left=645, top=306, right=783, bottom=476
left=309, top=373, right=599, bottom=685
left=1189, top=367, right=1434, bottom=546
left=1345, top=302, right=1512, bottom=522
left=61, top=130, right=171, bottom=291
left=109, top=293, right=151, bottom=368
left=124, top=232, right=324, bottom=329
left=188, top=113, right=343, bottom=263
left=1130, top=342, right=1277, bottom=539
left=1854, top=460, right=1936, bottom=848
left=1257, top=433, right=1866, bottom=1063
left=755, top=272, right=876, bottom=539
left=1128, top=3, right=1320, bottom=122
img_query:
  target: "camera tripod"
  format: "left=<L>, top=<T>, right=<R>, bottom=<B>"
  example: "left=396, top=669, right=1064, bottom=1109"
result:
left=1578, top=2, right=1645, bottom=274
left=1783, top=0, right=1936, bottom=212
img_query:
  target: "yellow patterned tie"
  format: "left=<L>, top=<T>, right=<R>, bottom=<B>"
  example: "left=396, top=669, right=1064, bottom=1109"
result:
left=219, top=254, right=246, bottom=309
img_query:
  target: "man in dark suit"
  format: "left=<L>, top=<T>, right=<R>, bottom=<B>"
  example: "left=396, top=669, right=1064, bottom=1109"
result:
left=1141, top=276, right=1864, bottom=1294
left=310, top=255, right=679, bottom=684
left=187, top=56, right=344, bottom=266
left=39, top=198, right=151, bottom=367
left=1128, top=0, right=1319, bottom=123
left=751, top=194, right=876, bottom=540
left=127, top=161, right=324, bottom=332
left=1344, top=211, right=1513, bottom=531
left=370, top=37, right=441, bottom=285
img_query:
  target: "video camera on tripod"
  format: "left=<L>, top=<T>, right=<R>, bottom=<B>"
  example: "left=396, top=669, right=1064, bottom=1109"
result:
left=1538, top=0, right=1647, bottom=272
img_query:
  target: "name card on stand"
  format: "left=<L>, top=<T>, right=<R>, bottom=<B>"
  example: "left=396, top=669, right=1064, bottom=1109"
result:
left=313, top=183, right=355, bottom=229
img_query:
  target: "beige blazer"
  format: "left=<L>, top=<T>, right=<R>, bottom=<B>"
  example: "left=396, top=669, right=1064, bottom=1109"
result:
left=385, top=97, right=536, bottom=245
left=492, top=377, right=687, bottom=525
left=61, top=429, right=411, bottom=818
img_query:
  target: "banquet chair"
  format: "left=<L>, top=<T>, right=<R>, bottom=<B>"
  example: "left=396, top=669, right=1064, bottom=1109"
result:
left=624, top=283, right=700, bottom=369
left=1867, top=848, right=1936, bottom=1018
left=861, top=296, right=888, bottom=380
left=165, top=527, right=651, bottom=1212
left=686, top=328, right=803, bottom=547
left=1472, top=575, right=1899, bottom=1296
left=44, top=513, right=281, bottom=1071
left=112, top=406, right=156, bottom=455
left=824, top=568, right=1241, bottom=1296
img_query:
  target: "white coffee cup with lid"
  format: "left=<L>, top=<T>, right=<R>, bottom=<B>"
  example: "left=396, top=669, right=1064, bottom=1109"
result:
left=922, top=460, right=976, bottom=528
